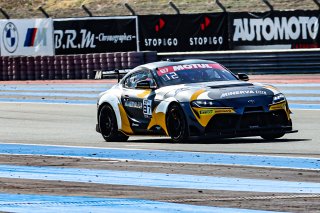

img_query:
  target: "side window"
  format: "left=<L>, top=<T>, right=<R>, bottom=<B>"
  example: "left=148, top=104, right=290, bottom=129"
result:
left=123, top=70, right=155, bottom=89
left=124, top=74, right=133, bottom=88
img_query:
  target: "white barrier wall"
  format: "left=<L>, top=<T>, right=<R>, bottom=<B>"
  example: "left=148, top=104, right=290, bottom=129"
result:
left=0, top=19, right=54, bottom=56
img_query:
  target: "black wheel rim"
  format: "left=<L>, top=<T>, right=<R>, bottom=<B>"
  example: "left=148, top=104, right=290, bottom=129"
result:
left=104, top=115, right=112, bottom=136
left=101, top=108, right=114, bottom=137
left=168, top=107, right=184, bottom=139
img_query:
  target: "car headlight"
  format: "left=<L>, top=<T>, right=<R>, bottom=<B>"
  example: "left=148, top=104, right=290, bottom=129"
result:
left=272, top=93, right=286, bottom=104
left=191, top=100, right=224, bottom=108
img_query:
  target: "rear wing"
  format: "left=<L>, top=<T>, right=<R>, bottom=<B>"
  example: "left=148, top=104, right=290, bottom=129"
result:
left=94, top=69, right=131, bottom=82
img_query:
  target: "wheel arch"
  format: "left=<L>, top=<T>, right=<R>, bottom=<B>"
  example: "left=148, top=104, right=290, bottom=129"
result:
left=98, top=94, right=122, bottom=132
left=148, top=97, right=189, bottom=136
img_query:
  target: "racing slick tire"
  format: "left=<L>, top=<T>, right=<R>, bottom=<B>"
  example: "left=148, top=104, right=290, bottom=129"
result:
left=260, top=133, right=285, bottom=140
left=99, top=104, right=129, bottom=142
left=166, top=103, right=188, bottom=143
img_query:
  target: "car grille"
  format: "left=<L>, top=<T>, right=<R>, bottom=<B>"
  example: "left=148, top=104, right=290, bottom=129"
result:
left=205, top=110, right=289, bottom=133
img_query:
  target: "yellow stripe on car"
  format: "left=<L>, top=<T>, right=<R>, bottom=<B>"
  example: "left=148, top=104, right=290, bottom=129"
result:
left=147, top=109, right=168, bottom=136
left=190, top=89, right=206, bottom=101
left=137, top=90, right=152, bottom=98
left=263, top=85, right=279, bottom=94
left=269, top=101, right=290, bottom=120
left=118, top=104, right=134, bottom=134
left=192, top=107, right=235, bottom=127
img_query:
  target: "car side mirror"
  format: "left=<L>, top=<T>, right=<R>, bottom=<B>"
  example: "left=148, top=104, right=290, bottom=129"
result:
left=135, top=79, right=157, bottom=89
left=238, top=73, right=249, bottom=81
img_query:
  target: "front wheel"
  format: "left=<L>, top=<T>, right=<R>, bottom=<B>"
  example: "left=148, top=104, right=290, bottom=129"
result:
left=99, top=104, right=129, bottom=142
left=166, top=103, right=188, bottom=143
left=260, top=133, right=285, bottom=140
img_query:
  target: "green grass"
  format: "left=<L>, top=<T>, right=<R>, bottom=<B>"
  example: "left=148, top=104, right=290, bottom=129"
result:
left=0, top=0, right=318, bottom=18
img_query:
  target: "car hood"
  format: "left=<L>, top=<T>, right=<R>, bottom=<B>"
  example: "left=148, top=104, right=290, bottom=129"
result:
left=157, top=81, right=278, bottom=107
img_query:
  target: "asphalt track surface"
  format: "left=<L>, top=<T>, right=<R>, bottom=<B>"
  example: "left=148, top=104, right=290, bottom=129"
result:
left=0, top=103, right=318, bottom=155
left=0, top=74, right=320, bottom=212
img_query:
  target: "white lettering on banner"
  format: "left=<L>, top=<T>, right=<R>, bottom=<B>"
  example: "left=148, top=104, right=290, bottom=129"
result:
left=233, top=16, right=319, bottom=42
left=144, top=38, right=178, bottom=47
left=145, top=37, right=223, bottom=47
left=54, top=30, right=63, bottom=48
left=189, top=36, right=223, bottom=46
left=54, top=29, right=96, bottom=49
left=81, top=30, right=96, bottom=48
left=99, top=33, right=135, bottom=43
left=65, top=30, right=77, bottom=48
left=54, top=30, right=136, bottom=49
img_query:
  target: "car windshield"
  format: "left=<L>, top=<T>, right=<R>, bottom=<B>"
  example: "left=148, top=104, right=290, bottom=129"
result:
left=154, top=63, right=238, bottom=86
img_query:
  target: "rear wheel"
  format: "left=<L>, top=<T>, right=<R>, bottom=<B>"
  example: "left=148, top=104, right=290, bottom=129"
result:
left=260, top=133, right=285, bottom=140
left=166, top=104, right=188, bottom=143
left=99, top=104, right=129, bottom=142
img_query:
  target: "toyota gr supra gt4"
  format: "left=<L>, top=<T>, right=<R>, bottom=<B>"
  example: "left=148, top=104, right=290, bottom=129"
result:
left=96, top=59, right=297, bottom=142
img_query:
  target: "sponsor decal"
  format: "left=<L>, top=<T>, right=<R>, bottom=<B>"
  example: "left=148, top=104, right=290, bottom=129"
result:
left=55, top=30, right=137, bottom=49
left=230, top=11, right=320, bottom=46
left=190, top=36, right=223, bottom=46
left=24, top=28, right=48, bottom=47
left=200, top=16, right=211, bottom=31
left=157, top=63, right=223, bottom=76
left=233, top=16, right=319, bottom=42
left=98, top=33, right=135, bottom=43
left=55, top=29, right=96, bottom=49
left=144, top=17, right=179, bottom=47
left=199, top=109, right=214, bottom=115
left=214, top=108, right=235, bottom=113
left=0, top=19, right=54, bottom=56
left=2, top=22, right=19, bottom=53
left=143, top=99, right=152, bottom=117
left=124, top=100, right=142, bottom=109
left=144, top=18, right=179, bottom=47
left=220, top=90, right=267, bottom=98
left=155, top=18, right=166, bottom=32
left=190, top=16, right=224, bottom=46
left=54, top=17, right=138, bottom=54
left=144, top=38, right=178, bottom=47
left=139, top=13, right=228, bottom=52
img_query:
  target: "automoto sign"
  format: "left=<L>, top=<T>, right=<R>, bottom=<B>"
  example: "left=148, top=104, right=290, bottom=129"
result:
left=229, top=10, right=320, bottom=46
left=139, top=13, right=228, bottom=52
left=54, top=17, right=138, bottom=55
left=0, top=19, right=54, bottom=56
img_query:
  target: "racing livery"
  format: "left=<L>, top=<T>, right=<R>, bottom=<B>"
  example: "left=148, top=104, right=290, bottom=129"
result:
left=96, top=59, right=296, bottom=142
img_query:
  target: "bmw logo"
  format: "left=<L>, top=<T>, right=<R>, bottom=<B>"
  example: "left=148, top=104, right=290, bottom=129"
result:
left=3, top=22, right=18, bottom=53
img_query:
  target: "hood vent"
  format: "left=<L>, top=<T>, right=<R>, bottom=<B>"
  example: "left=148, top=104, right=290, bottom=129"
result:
left=208, top=83, right=254, bottom=89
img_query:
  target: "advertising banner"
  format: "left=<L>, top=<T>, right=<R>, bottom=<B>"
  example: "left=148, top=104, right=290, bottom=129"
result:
left=229, top=10, right=320, bottom=48
left=0, top=18, right=54, bottom=56
left=54, top=17, right=138, bottom=55
left=139, top=13, right=228, bottom=52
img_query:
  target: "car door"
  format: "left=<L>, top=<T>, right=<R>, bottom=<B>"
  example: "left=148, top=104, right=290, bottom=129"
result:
left=121, top=69, right=157, bottom=132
